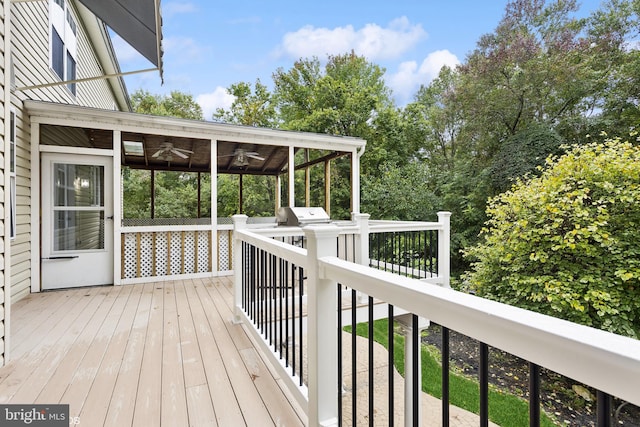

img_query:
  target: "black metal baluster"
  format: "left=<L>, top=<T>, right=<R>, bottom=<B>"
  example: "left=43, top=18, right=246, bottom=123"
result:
left=368, top=296, right=374, bottom=426
left=284, top=260, right=289, bottom=365
left=299, top=266, right=304, bottom=386
left=271, top=254, right=277, bottom=346
left=337, top=283, right=343, bottom=427
left=388, top=304, right=395, bottom=427
left=597, top=391, right=611, bottom=427
left=278, top=257, right=284, bottom=359
left=291, top=264, right=296, bottom=378
left=267, top=253, right=272, bottom=344
left=261, top=249, right=266, bottom=334
left=412, top=314, right=419, bottom=427
left=479, top=342, right=489, bottom=427
left=442, top=327, right=450, bottom=427
left=529, top=363, right=540, bottom=427
left=430, top=231, right=435, bottom=277
left=352, top=288, right=357, bottom=425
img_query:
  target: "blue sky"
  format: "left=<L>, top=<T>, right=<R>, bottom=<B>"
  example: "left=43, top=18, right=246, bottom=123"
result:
left=113, top=0, right=605, bottom=119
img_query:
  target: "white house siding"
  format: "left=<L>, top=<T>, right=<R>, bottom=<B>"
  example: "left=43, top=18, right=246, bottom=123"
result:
left=9, top=0, right=123, bottom=302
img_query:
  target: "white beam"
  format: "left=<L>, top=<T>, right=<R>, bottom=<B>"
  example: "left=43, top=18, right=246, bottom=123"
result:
left=113, top=131, right=122, bottom=285
left=288, top=146, right=295, bottom=207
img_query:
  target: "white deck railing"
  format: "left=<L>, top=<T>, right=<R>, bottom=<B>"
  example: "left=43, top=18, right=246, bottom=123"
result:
left=232, top=216, right=640, bottom=426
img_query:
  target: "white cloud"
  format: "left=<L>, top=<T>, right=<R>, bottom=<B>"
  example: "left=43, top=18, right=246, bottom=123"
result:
left=196, top=87, right=235, bottom=120
left=163, top=1, right=197, bottom=18
left=388, top=50, right=460, bottom=103
left=278, top=17, right=426, bottom=60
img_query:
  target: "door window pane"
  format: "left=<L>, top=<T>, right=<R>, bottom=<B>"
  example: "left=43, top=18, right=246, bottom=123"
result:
left=54, top=164, right=104, bottom=207
left=54, top=210, right=105, bottom=251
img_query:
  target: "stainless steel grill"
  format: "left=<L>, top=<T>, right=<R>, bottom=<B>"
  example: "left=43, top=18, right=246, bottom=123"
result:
left=277, top=207, right=331, bottom=226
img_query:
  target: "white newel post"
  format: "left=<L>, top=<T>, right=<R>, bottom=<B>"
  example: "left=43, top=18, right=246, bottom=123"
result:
left=437, top=211, right=452, bottom=288
left=305, top=224, right=341, bottom=427
left=232, top=214, right=248, bottom=324
left=352, top=212, right=370, bottom=303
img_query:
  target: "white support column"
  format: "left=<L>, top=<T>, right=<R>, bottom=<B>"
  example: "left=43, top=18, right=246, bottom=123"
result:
left=275, top=174, right=281, bottom=215
left=396, top=314, right=430, bottom=427
left=113, top=130, right=122, bottom=285
left=351, top=148, right=362, bottom=214
left=232, top=214, right=248, bottom=324
left=211, top=139, right=218, bottom=274
left=288, top=146, right=295, bottom=207
left=305, top=224, right=341, bottom=427
left=437, top=211, right=451, bottom=288
left=30, top=122, right=40, bottom=294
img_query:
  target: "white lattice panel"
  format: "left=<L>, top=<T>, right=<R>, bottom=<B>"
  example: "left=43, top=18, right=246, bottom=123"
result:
left=197, top=231, right=210, bottom=273
left=155, top=232, right=168, bottom=276
left=169, top=232, right=182, bottom=275
left=218, top=230, right=230, bottom=271
left=139, top=232, right=154, bottom=277
left=123, top=234, right=137, bottom=279
left=184, top=231, right=195, bottom=274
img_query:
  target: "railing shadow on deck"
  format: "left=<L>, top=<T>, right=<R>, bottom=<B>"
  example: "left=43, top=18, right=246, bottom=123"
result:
left=231, top=213, right=640, bottom=427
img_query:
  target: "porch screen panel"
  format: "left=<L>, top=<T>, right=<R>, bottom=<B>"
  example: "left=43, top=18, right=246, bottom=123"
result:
left=52, top=163, right=105, bottom=252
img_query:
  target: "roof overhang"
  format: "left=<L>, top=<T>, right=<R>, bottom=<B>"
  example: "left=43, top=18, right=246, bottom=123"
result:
left=25, top=101, right=367, bottom=175
left=76, top=0, right=163, bottom=80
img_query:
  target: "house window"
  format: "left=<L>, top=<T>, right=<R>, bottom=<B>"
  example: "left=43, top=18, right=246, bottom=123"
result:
left=10, top=110, right=17, bottom=240
left=49, top=0, right=77, bottom=95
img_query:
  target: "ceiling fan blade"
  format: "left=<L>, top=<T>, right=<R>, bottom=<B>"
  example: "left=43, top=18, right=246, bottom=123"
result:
left=152, top=149, right=164, bottom=158
left=171, top=149, right=189, bottom=159
left=247, top=153, right=265, bottom=161
left=174, top=148, right=194, bottom=154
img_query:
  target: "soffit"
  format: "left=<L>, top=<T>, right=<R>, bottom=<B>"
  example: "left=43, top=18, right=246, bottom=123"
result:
left=77, top=0, right=163, bottom=75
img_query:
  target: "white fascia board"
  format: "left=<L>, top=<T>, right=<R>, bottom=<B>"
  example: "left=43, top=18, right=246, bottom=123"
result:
left=24, top=100, right=367, bottom=152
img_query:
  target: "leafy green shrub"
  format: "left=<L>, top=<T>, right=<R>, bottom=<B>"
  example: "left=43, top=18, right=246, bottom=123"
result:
left=464, top=135, right=640, bottom=337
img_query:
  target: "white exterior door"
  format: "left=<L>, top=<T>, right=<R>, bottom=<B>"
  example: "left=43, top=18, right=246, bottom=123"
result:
left=41, top=153, right=113, bottom=289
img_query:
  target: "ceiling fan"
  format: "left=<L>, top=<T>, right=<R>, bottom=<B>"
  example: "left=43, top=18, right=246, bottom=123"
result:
left=219, top=148, right=265, bottom=166
left=152, top=142, right=194, bottom=161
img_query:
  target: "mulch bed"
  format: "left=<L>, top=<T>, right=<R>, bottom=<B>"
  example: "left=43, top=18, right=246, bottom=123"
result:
left=422, top=324, right=640, bottom=426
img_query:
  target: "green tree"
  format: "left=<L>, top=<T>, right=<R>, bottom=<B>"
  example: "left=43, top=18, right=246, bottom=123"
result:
left=273, top=52, right=411, bottom=218
left=361, top=161, right=438, bottom=221
left=125, top=90, right=205, bottom=219
left=211, top=81, right=278, bottom=217
left=131, top=89, right=203, bottom=120
left=464, top=136, right=640, bottom=337
left=273, top=52, right=405, bottom=170
left=213, top=79, right=277, bottom=127
left=122, top=168, right=151, bottom=218
left=489, top=124, right=564, bottom=193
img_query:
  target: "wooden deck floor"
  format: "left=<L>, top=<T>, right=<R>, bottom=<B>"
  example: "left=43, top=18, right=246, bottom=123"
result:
left=0, top=277, right=305, bottom=426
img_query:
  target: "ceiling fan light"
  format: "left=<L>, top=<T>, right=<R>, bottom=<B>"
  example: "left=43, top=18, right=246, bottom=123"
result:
left=233, top=154, right=249, bottom=166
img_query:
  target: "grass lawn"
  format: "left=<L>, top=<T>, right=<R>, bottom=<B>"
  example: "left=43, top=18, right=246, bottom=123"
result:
left=346, top=319, right=557, bottom=427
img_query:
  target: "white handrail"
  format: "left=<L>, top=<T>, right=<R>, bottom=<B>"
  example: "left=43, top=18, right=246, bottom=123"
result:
left=320, top=256, right=640, bottom=406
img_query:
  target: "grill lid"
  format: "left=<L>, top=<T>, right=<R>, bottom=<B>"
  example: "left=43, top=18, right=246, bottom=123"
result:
left=277, top=207, right=331, bottom=226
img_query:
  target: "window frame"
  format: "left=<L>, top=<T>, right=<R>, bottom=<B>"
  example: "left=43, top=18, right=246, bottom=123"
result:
left=49, top=0, right=78, bottom=95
